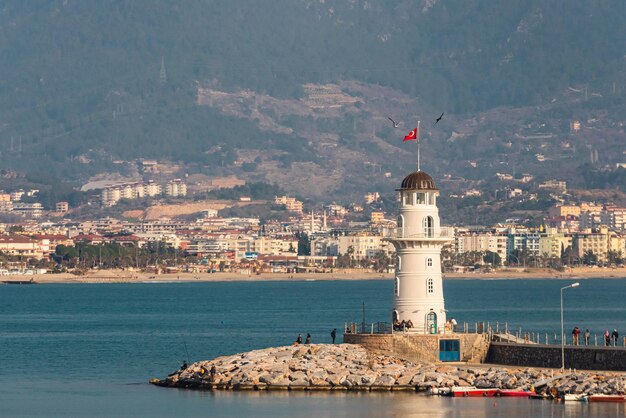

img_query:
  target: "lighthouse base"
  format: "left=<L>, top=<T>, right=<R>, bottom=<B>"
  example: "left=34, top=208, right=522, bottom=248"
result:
left=343, top=332, right=490, bottom=364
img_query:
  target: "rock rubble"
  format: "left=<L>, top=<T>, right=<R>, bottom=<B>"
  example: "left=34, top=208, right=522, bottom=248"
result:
left=150, top=344, right=626, bottom=396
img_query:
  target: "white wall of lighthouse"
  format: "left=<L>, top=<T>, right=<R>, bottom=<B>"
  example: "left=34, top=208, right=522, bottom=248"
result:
left=389, top=173, right=450, bottom=334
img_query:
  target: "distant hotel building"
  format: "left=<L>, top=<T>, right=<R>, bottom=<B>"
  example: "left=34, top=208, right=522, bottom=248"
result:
left=56, top=202, right=69, bottom=213
left=364, top=192, right=380, bottom=204
left=538, top=180, right=567, bottom=194
left=274, top=196, right=303, bottom=213
left=370, top=211, right=385, bottom=225
left=165, top=179, right=187, bottom=197
left=101, top=181, right=171, bottom=206
left=12, top=203, right=43, bottom=218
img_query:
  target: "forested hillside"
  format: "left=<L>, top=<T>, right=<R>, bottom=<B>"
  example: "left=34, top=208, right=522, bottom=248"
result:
left=0, top=0, right=625, bottom=204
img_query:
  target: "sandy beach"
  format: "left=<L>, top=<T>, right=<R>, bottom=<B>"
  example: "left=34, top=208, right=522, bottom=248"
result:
left=2, top=266, right=625, bottom=284
left=445, top=266, right=626, bottom=280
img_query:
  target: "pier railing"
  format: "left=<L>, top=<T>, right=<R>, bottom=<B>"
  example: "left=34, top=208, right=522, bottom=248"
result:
left=482, top=321, right=626, bottom=348
left=345, top=322, right=393, bottom=335
left=344, top=320, right=626, bottom=348
left=344, top=321, right=498, bottom=335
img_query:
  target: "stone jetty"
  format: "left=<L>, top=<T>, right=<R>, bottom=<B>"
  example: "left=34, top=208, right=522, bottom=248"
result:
left=151, top=344, right=626, bottom=396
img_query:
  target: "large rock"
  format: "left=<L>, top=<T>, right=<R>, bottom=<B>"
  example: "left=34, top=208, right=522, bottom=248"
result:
left=326, top=374, right=346, bottom=386
left=268, top=376, right=291, bottom=386
left=310, top=376, right=330, bottom=386
left=341, top=375, right=362, bottom=387
left=374, top=375, right=397, bottom=386
left=289, top=371, right=308, bottom=382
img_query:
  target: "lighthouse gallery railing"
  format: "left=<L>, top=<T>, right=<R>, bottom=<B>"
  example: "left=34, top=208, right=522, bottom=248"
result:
left=389, top=228, right=454, bottom=239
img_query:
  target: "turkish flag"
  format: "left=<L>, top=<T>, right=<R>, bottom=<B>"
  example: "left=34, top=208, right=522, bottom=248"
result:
left=403, top=126, right=419, bottom=142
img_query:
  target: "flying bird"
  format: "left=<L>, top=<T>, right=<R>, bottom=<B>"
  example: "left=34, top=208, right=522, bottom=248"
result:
left=387, top=116, right=401, bottom=128
left=434, top=112, right=444, bottom=125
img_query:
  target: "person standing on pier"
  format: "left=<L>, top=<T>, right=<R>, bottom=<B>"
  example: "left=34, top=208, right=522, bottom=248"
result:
left=612, top=329, right=619, bottom=346
left=604, top=330, right=611, bottom=346
left=331, top=328, right=337, bottom=344
left=584, top=329, right=590, bottom=345
left=572, top=327, right=580, bottom=345
left=450, top=318, right=458, bottom=333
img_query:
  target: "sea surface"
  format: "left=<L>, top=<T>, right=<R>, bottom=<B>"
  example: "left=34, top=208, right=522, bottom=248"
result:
left=1, top=278, right=626, bottom=417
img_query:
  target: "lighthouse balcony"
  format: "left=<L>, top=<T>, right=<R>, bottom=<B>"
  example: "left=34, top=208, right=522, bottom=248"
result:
left=388, top=228, right=453, bottom=240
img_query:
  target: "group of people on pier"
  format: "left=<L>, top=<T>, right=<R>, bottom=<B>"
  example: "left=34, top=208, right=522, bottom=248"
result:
left=294, top=329, right=338, bottom=345
left=572, top=327, right=623, bottom=346
left=393, top=319, right=414, bottom=331
left=294, top=333, right=312, bottom=345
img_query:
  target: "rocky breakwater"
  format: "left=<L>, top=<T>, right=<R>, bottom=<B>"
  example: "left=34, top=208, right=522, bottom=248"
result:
left=150, top=344, right=626, bottom=395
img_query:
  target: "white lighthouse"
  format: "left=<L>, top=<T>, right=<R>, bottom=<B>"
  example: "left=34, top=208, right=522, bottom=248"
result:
left=388, top=170, right=451, bottom=334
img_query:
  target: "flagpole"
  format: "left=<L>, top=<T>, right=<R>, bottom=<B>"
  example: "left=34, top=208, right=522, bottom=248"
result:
left=417, top=120, right=421, bottom=172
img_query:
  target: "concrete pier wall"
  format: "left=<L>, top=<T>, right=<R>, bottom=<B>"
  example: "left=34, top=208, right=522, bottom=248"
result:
left=487, top=342, right=626, bottom=371
left=344, top=333, right=490, bottom=363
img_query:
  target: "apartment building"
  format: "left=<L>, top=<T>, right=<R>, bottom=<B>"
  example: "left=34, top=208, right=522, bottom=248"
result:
left=506, top=231, right=540, bottom=257
left=538, top=229, right=572, bottom=258
left=548, top=205, right=581, bottom=218
left=370, top=212, right=385, bottom=225
left=600, top=207, right=626, bottom=231
left=165, top=179, right=187, bottom=197
left=455, top=232, right=507, bottom=262
left=56, top=202, right=69, bottom=213
left=0, top=235, right=46, bottom=259
left=572, top=228, right=610, bottom=263
left=274, top=196, right=303, bottom=213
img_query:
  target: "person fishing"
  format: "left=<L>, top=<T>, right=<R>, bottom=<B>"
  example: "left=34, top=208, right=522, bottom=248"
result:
left=180, top=361, right=188, bottom=371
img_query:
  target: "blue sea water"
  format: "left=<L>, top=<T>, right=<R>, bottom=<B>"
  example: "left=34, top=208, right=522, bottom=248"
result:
left=1, top=278, right=625, bottom=417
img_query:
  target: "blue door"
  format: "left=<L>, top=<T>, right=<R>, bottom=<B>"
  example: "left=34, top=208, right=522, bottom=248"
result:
left=439, top=339, right=460, bottom=362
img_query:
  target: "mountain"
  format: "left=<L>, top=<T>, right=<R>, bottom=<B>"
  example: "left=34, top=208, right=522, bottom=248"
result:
left=0, top=0, right=625, bottom=211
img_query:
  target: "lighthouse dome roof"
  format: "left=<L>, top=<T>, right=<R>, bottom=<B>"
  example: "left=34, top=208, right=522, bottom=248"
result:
left=398, top=171, right=438, bottom=191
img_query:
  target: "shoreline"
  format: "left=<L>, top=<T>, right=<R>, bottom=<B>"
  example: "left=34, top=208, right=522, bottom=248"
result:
left=2, top=267, right=625, bottom=284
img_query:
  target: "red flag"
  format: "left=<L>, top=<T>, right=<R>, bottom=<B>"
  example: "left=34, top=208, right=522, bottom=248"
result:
left=403, top=126, right=419, bottom=142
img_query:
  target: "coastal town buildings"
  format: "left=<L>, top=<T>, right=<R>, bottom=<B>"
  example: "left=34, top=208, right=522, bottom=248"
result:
left=0, top=166, right=624, bottom=277
left=0, top=208, right=624, bottom=274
